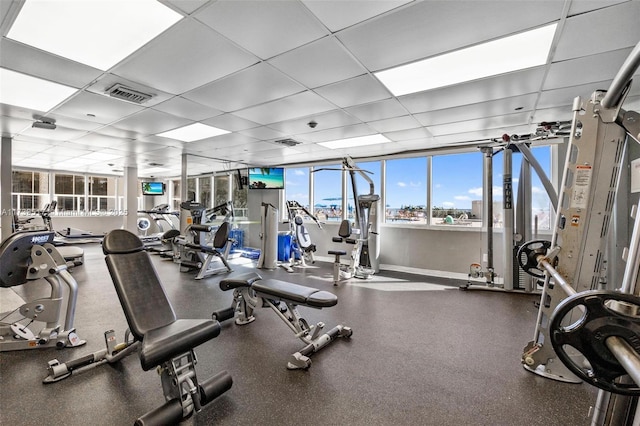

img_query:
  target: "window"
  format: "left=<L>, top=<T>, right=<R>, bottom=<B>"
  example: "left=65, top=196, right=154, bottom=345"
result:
left=214, top=174, right=230, bottom=207
left=313, top=164, right=342, bottom=222
left=348, top=161, right=381, bottom=221
left=11, top=170, right=50, bottom=211
left=88, top=175, right=117, bottom=211
left=285, top=167, right=309, bottom=208
left=431, top=152, right=482, bottom=226
left=199, top=176, right=212, bottom=208
left=385, top=157, right=427, bottom=223
left=54, top=173, right=85, bottom=212
left=172, top=180, right=181, bottom=210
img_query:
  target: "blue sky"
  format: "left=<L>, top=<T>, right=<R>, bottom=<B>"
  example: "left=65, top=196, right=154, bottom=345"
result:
left=285, top=147, right=552, bottom=211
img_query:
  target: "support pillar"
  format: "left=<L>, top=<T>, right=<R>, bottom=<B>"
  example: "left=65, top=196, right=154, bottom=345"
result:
left=1, top=137, right=13, bottom=242
left=122, top=166, right=138, bottom=232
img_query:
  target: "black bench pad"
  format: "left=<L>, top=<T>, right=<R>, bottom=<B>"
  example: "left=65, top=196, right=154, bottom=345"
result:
left=190, top=224, right=216, bottom=233
left=220, top=272, right=263, bottom=290
left=252, top=279, right=337, bottom=308
left=140, top=319, right=221, bottom=371
left=328, top=250, right=347, bottom=256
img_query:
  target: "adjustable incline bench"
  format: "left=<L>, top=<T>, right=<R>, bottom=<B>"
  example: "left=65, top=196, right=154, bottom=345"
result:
left=213, top=272, right=352, bottom=369
left=44, top=229, right=232, bottom=425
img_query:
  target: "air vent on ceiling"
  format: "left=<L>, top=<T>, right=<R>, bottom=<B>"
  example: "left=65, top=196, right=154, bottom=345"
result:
left=274, top=138, right=301, bottom=147
left=107, top=83, right=154, bottom=104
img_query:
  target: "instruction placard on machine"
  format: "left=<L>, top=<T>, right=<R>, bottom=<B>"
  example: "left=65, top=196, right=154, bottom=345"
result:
left=570, top=165, right=592, bottom=209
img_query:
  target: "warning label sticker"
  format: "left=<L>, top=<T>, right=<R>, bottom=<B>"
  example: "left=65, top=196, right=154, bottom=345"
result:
left=570, top=215, right=580, bottom=227
left=570, top=165, right=592, bottom=209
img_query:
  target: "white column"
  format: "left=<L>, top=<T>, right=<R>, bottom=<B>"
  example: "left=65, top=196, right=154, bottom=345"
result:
left=122, top=166, right=138, bottom=232
left=0, top=137, right=13, bottom=242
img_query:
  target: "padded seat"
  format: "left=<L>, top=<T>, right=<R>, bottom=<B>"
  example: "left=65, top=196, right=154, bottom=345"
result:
left=141, top=319, right=220, bottom=371
left=103, top=229, right=222, bottom=370
left=189, top=224, right=216, bottom=233
left=253, top=279, right=338, bottom=308
left=328, top=250, right=347, bottom=256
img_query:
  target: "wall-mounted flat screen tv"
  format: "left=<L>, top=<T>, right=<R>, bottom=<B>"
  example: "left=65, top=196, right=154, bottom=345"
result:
left=248, top=167, right=284, bottom=189
left=142, top=181, right=165, bottom=196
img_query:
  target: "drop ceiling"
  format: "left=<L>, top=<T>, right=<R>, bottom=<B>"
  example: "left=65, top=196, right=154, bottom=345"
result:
left=1, top=0, right=639, bottom=178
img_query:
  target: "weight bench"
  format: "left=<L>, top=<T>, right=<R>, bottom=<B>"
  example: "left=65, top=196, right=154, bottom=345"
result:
left=178, top=221, right=233, bottom=279
left=213, top=272, right=352, bottom=369
left=46, top=229, right=232, bottom=425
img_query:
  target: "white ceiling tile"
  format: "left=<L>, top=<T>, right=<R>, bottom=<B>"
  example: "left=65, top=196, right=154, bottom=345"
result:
left=428, top=112, right=531, bottom=137
left=1, top=115, right=31, bottom=136
left=315, top=74, right=391, bottom=108
left=345, top=99, right=407, bottom=122
left=112, top=20, right=258, bottom=94
left=52, top=91, right=144, bottom=125
left=163, top=0, right=208, bottom=15
left=195, top=0, right=329, bottom=59
left=19, top=124, right=87, bottom=141
left=367, top=115, right=421, bottom=133
left=530, top=106, right=574, bottom=124
left=73, top=133, right=133, bottom=149
left=537, top=80, right=612, bottom=109
left=414, top=94, right=538, bottom=126
left=338, top=1, right=564, bottom=71
left=568, top=0, right=629, bottom=16
left=238, top=126, right=286, bottom=141
left=544, top=48, right=633, bottom=90
left=302, top=0, right=413, bottom=32
left=202, top=114, right=260, bottom=132
left=233, top=91, right=336, bottom=125
left=268, top=109, right=361, bottom=135
left=299, top=123, right=377, bottom=143
left=112, top=109, right=192, bottom=135
left=269, top=37, right=367, bottom=88
left=184, top=62, right=304, bottom=112
left=554, top=1, right=640, bottom=61
left=399, top=67, right=546, bottom=113
left=153, top=96, right=223, bottom=120
left=383, top=127, right=433, bottom=142
left=0, top=39, right=101, bottom=89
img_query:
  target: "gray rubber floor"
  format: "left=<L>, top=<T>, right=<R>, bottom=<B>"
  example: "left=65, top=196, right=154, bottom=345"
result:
left=0, top=244, right=598, bottom=425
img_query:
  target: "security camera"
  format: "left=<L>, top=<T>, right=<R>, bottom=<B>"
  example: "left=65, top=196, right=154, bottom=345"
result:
left=308, top=120, right=317, bottom=129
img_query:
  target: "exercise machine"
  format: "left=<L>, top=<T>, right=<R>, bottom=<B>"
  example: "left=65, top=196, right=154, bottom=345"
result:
left=0, top=230, right=85, bottom=351
left=257, top=202, right=279, bottom=270
left=137, top=203, right=179, bottom=252
left=518, top=40, right=640, bottom=424
left=44, top=229, right=232, bottom=425
left=212, top=271, right=352, bottom=369
left=281, top=200, right=323, bottom=271
left=173, top=201, right=234, bottom=279
left=325, top=157, right=380, bottom=285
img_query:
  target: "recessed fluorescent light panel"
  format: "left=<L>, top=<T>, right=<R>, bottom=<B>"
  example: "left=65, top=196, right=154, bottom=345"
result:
left=0, top=68, right=77, bottom=111
left=318, top=134, right=391, bottom=149
left=157, top=123, right=230, bottom=142
left=7, top=0, right=182, bottom=71
left=375, top=24, right=557, bottom=96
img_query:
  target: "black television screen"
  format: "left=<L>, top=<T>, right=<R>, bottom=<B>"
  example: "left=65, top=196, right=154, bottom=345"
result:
left=142, top=181, right=165, bottom=196
left=248, top=167, right=284, bottom=189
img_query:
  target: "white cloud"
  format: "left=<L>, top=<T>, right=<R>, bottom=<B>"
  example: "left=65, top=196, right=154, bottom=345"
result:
left=410, top=181, right=422, bottom=187
left=454, top=195, right=471, bottom=201
left=532, top=186, right=543, bottom=194
left=468, top=187, right=483, bottom=197
left=397, top=181, right=407, bottom=187
left=442, top=201, right=455, bottom=208
left=294, top=170, right=306, bottom=176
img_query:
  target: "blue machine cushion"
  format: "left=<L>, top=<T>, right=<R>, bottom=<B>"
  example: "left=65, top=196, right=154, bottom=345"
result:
left=103, top=229, right=145, bottom=254
left=252, top=279, right=338, bottom=308
left=140, top=319, right=221, bottom=371
left=219, top=272, right=262, bottom=291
